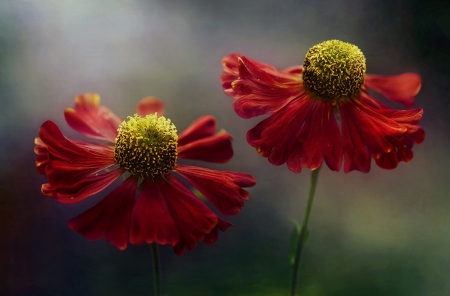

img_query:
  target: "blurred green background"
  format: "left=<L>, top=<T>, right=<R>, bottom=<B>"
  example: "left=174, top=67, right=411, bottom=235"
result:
left=1, top=0, right=449, bottom=295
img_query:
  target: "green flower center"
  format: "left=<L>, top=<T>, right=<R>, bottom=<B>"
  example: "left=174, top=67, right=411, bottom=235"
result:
left=114, top=114, right=178, bottom=179
left=302, top=40, right=366, bottom=100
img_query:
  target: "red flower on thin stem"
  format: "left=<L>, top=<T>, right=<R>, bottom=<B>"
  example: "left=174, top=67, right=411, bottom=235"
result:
left=221, top=40, right=424, bottom=173
left=34, top=93, right=256, bottom=255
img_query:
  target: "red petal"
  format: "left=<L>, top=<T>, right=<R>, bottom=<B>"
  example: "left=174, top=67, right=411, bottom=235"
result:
left=38, top=120, right=116, bottom=168
left=411, top=126, right=425, bottom=144
left=204, top=218, right=233, bottom=246
left=172, top=241, right=187, bottom=256
left=282, top=65, right=303, bottom=75
left=358, top=90, right=390, bottom=109
left=221, top=54, right=302, bottom=85
left=246, top=96, right=314, bottom=172
left=221, top=54, right=304, bottom=118
left=38, top=120, right=119, bottom=200
left=41, top=168, right=124, bottom=204
left=178, top=130, right=233, bottom=163
left=173, top=217, right=233, bottom=256
left=345, top=101, right=407, bottom=153
left=130, top=178, right=179, bottom=246
left=221, top=53, right=241, bottom=79
left=285, top=141, right=304, bottom=173
left=64, top=93, right=122, bottom=142
left=175, top=217, right=233, bottom=254
left=158, top=174, right=218, bottom=256
left=374, top=149, right=399, bottom=169
left=364, top=73, right=421, bottom=109
left=34, top=137, right=49, bottom=175
left=136, top=96, right=165, bottom=117
left=38, top=120, right=122, bottom=202
left=376, top=108, right=424, bottom=126
left=339, top=98, right=424, bottom=171
left=177, top=115, right=217, bottom=146
left=340, top=107, right=371, bottom=173
left=298, top=100, right=343, bottom=171
left=175, top=164, right=256, bottom=216
left=237, top=56, right=301, bottom=83
left=44, top=159, right=111, bottom=186
left=377, top=126, right=425, bottom=167
left=67, top=176, right=138, bottom=250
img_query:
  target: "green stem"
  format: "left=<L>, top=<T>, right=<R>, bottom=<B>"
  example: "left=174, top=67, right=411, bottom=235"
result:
left=151, top=242, right=161, bottom=296
left=290, top=168, right=320, bottom=296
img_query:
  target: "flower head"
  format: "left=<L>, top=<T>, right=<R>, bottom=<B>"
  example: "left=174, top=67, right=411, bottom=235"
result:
left=221, top=40, right=424, bottom=173
left=302, top=40, right=366, bottom=100
left=114, top=114, right=178, bottom=179
left=35, top=93, right=256, bottom=255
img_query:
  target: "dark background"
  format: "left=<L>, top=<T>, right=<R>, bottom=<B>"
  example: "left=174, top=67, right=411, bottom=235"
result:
left=1, top=0, right=449, bottom=295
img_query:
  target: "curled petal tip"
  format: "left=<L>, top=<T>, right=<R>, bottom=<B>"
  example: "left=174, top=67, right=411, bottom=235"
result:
left=64, top=108, right=76, bottom=115
left=137, top=96, right=165, bottom=117
left=75, top=93, right=101, bottom=107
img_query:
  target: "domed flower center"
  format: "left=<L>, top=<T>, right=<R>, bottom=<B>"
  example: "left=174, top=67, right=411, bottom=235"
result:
left=114, top=114, right=178, bottom=179
left=302, top=40, right=366, bottom=100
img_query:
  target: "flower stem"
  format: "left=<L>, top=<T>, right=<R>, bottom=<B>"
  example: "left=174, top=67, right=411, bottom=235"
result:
left=150, top=242, right=161, bottom=296
left=290, top=168, right=320, bottom=296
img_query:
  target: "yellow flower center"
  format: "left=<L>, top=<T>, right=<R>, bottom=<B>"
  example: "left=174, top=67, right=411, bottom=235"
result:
left=114, top=114, right=178, bottom=179
left=302, top=40, right=366, bottom=100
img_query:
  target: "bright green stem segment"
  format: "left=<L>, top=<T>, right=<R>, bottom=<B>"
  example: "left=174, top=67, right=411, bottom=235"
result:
left=151, top=242, right=161, bottom=296
left=290, top=168, right=321, bottom=296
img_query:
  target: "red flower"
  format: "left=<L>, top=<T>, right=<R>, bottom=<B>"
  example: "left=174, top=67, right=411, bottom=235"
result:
left=34, top=93, right=256, bottom=255
left=221, top=40, right=424, bottom=173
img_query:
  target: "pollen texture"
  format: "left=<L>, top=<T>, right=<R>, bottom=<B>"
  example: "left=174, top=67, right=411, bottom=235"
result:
left=114, top=114, right=178, bottom=179
left=302, top=40, right=366, bottom=100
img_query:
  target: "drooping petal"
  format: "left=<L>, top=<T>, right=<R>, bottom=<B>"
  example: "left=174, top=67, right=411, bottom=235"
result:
left=177, top=115, right=217, bottom=146
left=410, top=126, right=425, bottom=144
left=340, top=107, right=371, bottom=173
left=298, top=100, right=343, bottom=171
left=130, top=178, right=179, bottom=246
left=285, top=141, right=304, bottom=174
left=67, top=176, right=138, bottom=250
left=174, top=217, right=233, bottom=255
left=395, top=127, right=425, bottom=162
left=339, top=98, right=424, bottom=171
left=137, top=96, right=165, bottom=117
left=64, top=93, right=122, bottom=142
left=341, top=95, right=423, bottom=172
left=246, top=95, right=314, bottom=173
left=175, top=164, right=256, bottom=216
left=221, top=54, right=305, bottom=118
left=364, top=73, right=421, bottom=109
left=158, top=174, right=218, bottom=256
left=203, top=218, right=233, bottom=246
left=374, top=147, right=399, bottom=169
left=41, top=168, right=124, bottom=204
left=376, top=125, right=425, bottom=169
left=178, top=130, right=233, bottom=163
